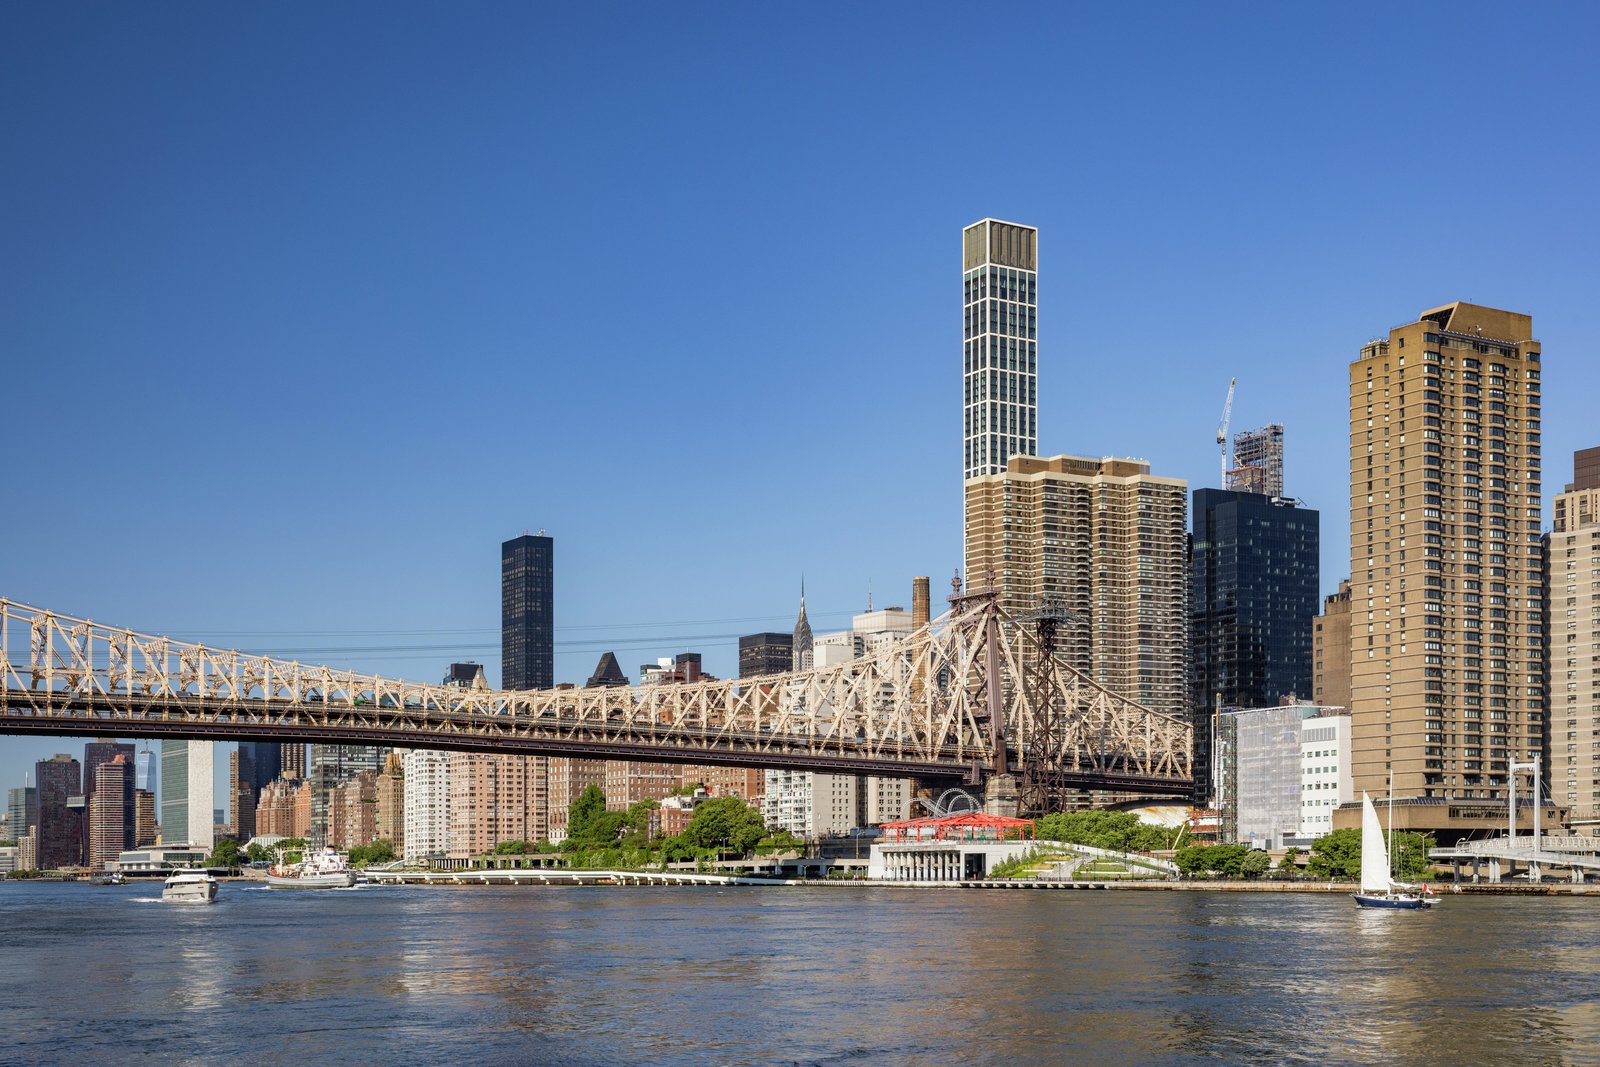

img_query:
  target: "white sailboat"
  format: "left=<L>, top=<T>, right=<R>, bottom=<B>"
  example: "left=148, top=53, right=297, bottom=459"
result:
left=1352, top=791, right=1434, bottom=910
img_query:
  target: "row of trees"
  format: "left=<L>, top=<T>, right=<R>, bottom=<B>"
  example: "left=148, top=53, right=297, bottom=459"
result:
left=478, top=787, right=802, bottom=870
left=1035, top=810, right=1183, bottom=852
left=1173, top=844, right=1278, bottom=878
left=1171, top=829, right=1435, bottom=880
left=1303, top=827, right=1433, bottom=881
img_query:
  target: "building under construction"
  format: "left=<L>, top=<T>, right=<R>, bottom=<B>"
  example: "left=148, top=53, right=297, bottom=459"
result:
left=1227, top=423, right=1285, bottom=497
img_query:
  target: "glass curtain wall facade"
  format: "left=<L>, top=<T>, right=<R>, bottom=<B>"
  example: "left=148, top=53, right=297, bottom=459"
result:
left=35, top=755, right=82, bottom=870
left=159, top=740, right=190, bottom=846
left=1190, top=489, right=1321, bottom=804
left=738, top=633, right=794, bottom=678
left=962, top=219, right=1038, bottom=482
left=502, top=534, right=554, bottom=691
left=8, top=785, right=38, bottom=840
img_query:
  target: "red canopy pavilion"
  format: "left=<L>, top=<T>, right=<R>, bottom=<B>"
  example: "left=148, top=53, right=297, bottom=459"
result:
left=878, top=812, right=1033, bottom=845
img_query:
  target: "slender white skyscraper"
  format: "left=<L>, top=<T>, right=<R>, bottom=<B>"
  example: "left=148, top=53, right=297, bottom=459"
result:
left=158, top=739, right=214, bottom=849
left=962, top=219, right=1038, bottom=482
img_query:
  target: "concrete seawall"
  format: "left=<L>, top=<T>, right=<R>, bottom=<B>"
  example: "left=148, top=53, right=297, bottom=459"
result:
left=364, top=869, right=1596, bottom=896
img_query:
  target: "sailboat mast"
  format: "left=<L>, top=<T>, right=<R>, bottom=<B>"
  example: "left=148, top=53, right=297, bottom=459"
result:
left=1387, top=768, right=1396, bottom=882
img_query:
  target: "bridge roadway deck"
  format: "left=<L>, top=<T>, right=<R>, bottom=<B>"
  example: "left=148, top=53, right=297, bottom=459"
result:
left=0, top=691, right=1194, bottom=796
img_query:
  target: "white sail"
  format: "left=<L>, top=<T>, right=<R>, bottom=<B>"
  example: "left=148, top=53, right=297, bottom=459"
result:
left=1359, top=792, right=1390, bottom=894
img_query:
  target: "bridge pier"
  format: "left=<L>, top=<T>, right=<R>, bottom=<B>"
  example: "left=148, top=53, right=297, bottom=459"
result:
left=983, top=773, right=1020, bottom=818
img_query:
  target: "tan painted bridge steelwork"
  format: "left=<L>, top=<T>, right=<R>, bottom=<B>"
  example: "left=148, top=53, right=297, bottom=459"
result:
left=0, top=591, right=1193, bottom=807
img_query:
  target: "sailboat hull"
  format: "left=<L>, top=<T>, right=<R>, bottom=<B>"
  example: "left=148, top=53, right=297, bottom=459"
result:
left=1353, top=892, right=1430, bottom=910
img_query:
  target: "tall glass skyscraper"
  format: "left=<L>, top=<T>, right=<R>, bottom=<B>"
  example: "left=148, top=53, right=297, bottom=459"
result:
left=502, top=533, right=553, bottom=690
left=1189, top=489, right=1320, bottom=805
left=962, top=218, right=1037, bottom=483
left=237, top=742, right=283, bottom=793
left=159, top=740, right=215, bottom=849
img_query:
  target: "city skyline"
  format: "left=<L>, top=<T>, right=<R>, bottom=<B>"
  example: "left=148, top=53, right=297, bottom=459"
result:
left=3, top=7, right=1599, bottom=794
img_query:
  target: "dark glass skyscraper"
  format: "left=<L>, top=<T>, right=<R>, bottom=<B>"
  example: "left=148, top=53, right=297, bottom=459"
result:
left=1189, top=489, right=1320, bottom=805
left=738, top=633, right=794, bottom=678
left=34, top=754, right=82, bottom=870
left=237, top=742, right=283, bottom=793
left=82, top=740, right=135, bottom=806
left=502, top=533, right=553, bottom=690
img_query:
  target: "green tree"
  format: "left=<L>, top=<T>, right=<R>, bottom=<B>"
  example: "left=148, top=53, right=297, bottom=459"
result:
left=1174, top=845, right=1212, bottom=877
left=1209, top=844, right=1251, bottom=877
left=617, top=806, right=656, bottom=844
left=349, top=839, right=396, bottom=868
left=494, top=840, right=532, bottom=855
left=1035, top=810, right=1175, bottom=852
left=682, top=797, right=767, bottom=857
left=207, top=839, right=241, bottom=868
left=567, top=784, right=610, bottom=844
left=1173, top=843, right=1252, bottom=877
left=756, top=830, right=805, bottom=855
left=1306, top=828, right=1362, bottom=879
left=1394, top=831, right=1436, bottom=880
left=1278, top=846, right=1302, bottom=872
left=1240, top=849, right=1271, bottom=879
left=244, top=842, right=272, bottom=863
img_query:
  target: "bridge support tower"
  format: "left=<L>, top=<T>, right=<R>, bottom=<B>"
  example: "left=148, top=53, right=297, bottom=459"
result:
left=983, top=773, right=1020, bottom=818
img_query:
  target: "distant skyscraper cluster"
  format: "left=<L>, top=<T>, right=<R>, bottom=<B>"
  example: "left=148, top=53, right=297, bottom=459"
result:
left=9, top=224, right=1596, bottom=870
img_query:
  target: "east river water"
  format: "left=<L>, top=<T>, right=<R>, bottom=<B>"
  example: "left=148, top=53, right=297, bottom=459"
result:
left=2, top=881, right=1599, bottom=1066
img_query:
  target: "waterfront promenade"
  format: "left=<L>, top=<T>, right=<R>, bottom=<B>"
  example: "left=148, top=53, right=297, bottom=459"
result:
left=362, top=868, right=1600, bottom=896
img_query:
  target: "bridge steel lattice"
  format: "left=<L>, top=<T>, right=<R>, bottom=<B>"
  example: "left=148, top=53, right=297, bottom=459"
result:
left=0, top=593, right=1192, bottom=809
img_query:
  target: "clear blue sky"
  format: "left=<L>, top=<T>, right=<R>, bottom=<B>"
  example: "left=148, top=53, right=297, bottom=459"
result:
left=3, top=5, right=1597, bottom=806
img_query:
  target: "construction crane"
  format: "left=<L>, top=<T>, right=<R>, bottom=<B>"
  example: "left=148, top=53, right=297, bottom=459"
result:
left=1216, top=376, right=1236, bottom=486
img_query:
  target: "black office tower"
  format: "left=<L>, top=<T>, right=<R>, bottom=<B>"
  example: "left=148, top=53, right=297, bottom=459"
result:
left=237, top=742, right=283, bottom=792
left=738, top=632, right=794, bottom=678
left=1189, top=488, right=1320, bottom=805
left=502, top=533, right=553, bottom=690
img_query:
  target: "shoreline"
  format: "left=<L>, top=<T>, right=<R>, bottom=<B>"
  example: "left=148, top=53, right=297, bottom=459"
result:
left=360, top=869, right=1598, bottom=896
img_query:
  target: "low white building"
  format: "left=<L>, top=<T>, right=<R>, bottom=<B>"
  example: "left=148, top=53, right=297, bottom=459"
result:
left=866, top=814, right=1035, bottom=881
left=1299, top=712, right=1352, bottom=839
left=112, top=845, right=210, bottom=874
left=1220, top=704, right=1350, bottom=849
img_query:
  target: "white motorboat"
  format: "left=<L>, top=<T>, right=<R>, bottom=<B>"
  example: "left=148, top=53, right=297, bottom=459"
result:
left=265, top=846, right=357, bottom=889
left=162, top=869, right=220, bottom=904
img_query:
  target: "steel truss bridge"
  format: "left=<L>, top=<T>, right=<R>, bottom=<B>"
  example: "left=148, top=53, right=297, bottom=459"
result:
left=0, top=590, right=1192, bottom=813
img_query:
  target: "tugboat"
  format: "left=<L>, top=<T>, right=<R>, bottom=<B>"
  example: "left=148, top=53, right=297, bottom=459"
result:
left=162, top=869, right=220, bottom=904
left=265, top=846, right=357, bottom=889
